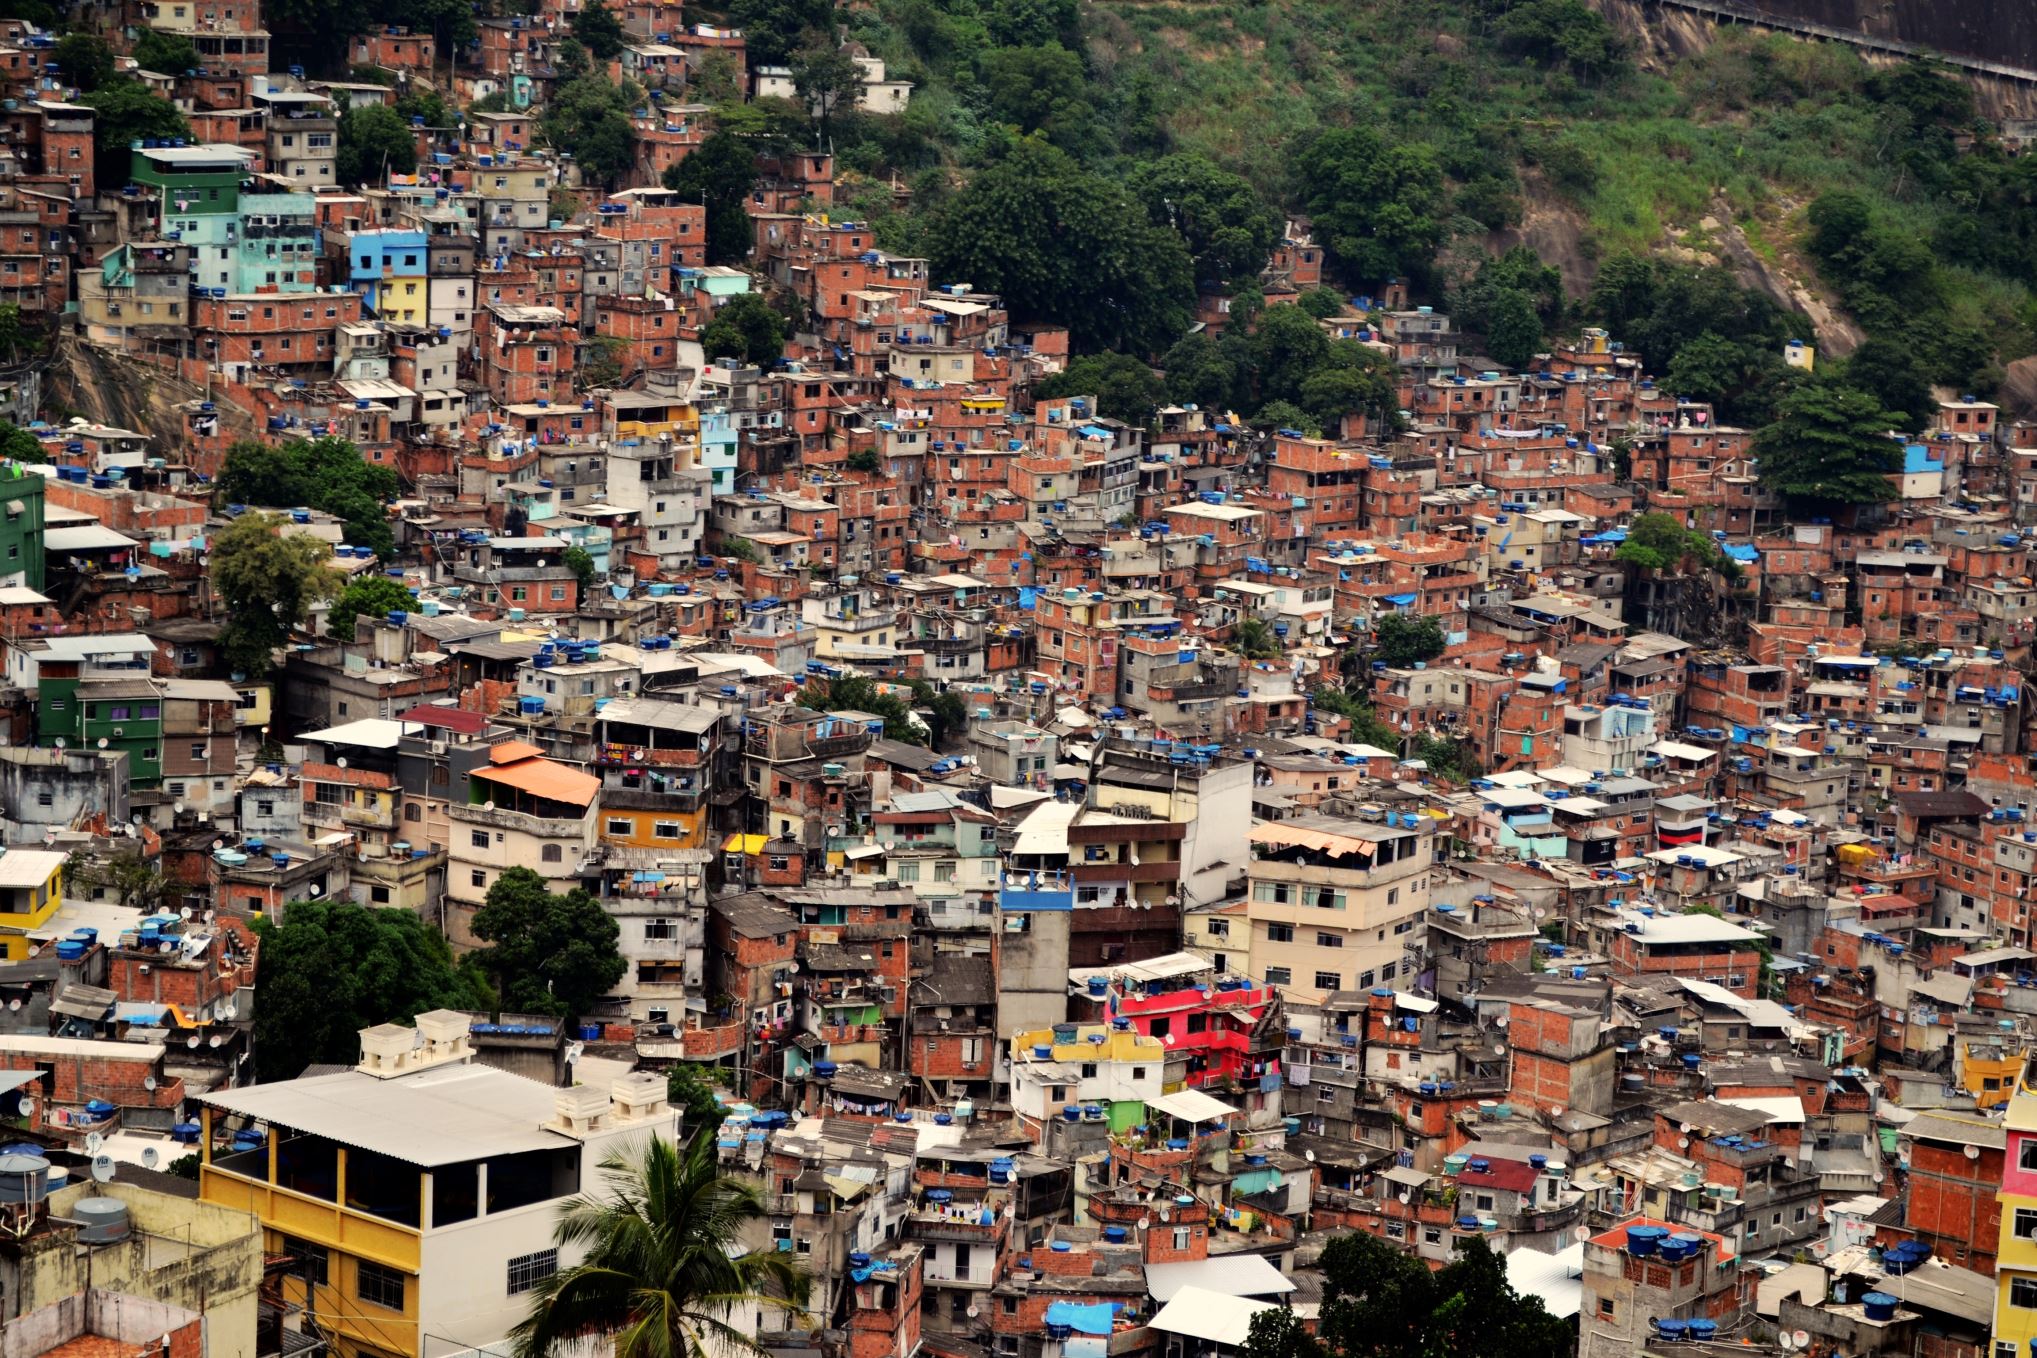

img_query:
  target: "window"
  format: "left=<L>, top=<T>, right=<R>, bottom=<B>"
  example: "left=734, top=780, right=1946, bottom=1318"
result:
left=507, top=1249, right=558, bottom=1295
left=2015, top=1277, right=2037, bottom=1310
left=369, top=885, right=391, bottom=904
left=653, top=821, right=683, bottom=840
left=282, top=1236, right=328, bottom=1284
left=541, top=844, right=562, bottom=863
left=1206, top=918, right=1229, bottom=938
left=1313, top=971, right=1341, bottom=991
left=471, top=870, right=486, bottom=889
left=1264, top=967, right=1292, bottom=986
left=1315, top=931, right=1343, bottom=949
left=470, top=830, right=489, bottom=850
left=1267, top=923, right=1294, bottom=943
left=2020, top=1140, right=2037, bottom=1173
left=2015, top=1208, right=2037, bottom=1241
left=607, top=818, right=633, bottom=836
left=645, top=918, right=677, bottom=941
left=357, top=1260, right=406, bottom=1310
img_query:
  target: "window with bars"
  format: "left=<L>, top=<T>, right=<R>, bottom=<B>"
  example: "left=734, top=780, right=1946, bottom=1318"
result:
left=507, top=1248, right=558, bottom=1295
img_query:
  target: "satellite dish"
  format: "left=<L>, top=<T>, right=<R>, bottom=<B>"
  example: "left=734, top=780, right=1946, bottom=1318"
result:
left=96, top=738, right=108, bottom=749
left=173, top=802, right=184, bottom=814
left=1680, top=1123, right=1694, bottom=1134
left=1678, top=1137, right=1690, bottom=1148
left=1792, top=1333, right=1810, bottom=1351
left=336, top=757, right=347, bottom=769
left=85, top=1132, right=104, bottom=1154
left=1573, top=1225, right=1591, bottom=1243
left=1966, top=1144, right=1981, bottom=1160
left=1304, top=1149, right=1315, bottom=1162
left=212, top=839, right=224, bottom=851
left=23, top=948, right=35, bottom=960
left=1138, top=1217, right=1152, bottom=1231
left=141, top=1147, right=159, bottom=1169
left=143, top=1076, right=157, bottom=1091
left=1778, top=1334, right=1795, bottom=1352
left=180, top=908, right=193, bottom=921
left=6, top=999, right=18, bottom=1012
left=90, top=1154, right=114, bottom=1183
left=52, top=737, right=63, bottom=749
left=186, top=1035, right=200, bottom=1049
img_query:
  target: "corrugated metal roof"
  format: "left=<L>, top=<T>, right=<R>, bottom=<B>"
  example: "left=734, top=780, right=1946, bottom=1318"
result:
left=471, top=755, right=598, bottom=806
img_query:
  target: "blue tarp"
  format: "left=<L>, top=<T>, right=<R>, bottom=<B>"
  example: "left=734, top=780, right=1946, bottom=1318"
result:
left=1382, top=592, right=1418, bottom=606
left=1722, top=543, right=1759, bottom=563
left=1045, top=1303, right=1119, bottom=1336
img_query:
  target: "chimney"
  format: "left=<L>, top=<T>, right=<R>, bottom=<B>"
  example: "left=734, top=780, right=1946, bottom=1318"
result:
left=611, top=1072, right=669, bottom=1124
left=356, top=1023, right=422, bottom=1076
left=552, top=1084, right=613, bottom=1135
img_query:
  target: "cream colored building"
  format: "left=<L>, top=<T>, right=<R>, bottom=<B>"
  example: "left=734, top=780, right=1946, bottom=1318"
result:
left=444, top=742, right=599, bottom=949
left=1245, top=814, right=1434, bottom=1002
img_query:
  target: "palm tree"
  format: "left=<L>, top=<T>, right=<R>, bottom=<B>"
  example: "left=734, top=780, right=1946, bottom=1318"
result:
left=512, top=1131, right=809, bottom=1358
left=1232, top=616, right=1282, bottom=660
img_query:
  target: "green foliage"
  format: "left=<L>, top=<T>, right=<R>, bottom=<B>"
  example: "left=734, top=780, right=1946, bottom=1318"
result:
left=337, top=103, right=416, bottom=186
left=1231, top=617, right=1281, bottom=660
left=0, top=421, right=40, bottom=460
left=1494, top=0, right=1623, bottom=81
left=1586, top=251, right=1795, bottom=425
left=1308, top=686, right=1401, bottom=754
left=564, top=545, right=597, bottom=592
left=1129, top=154, right=1282, bottom=289
left=721, top=535, right=760, bottom=564
left=571, top=0, right=627, bottom=59
left=1034, top=353, right=1165, bottom=426
left=212, top=513, right=340, bottom=679
left=470, top=868, right=628, bottom=1021
left=54, top=32, right=114, bottom=92
left=791, top=41, right=862, bottom=142
left=253, top=900, right=490, bottom=1081
left=71, top=852, right=167, bottom=911
left=1251, top=304, right=1329, bottom=406
left=1294, top=126, right=1444, bottom=284
left=701, top=293, right=789, bottom=368
left=664, top=131, right=763, bottom=266
left=1412, top=733, right=1479, bottom=784
left=727, top=0, right=835, bottom=66
left=846, top=448, right=881, bottom=473
left=166, top=1151, right=201, bottom=1179
left=1161, top=334, right=1246, bottom=412
left=131, top=28, right=199, bottom=76
left=1482, top=289, right=1543, bottom=370
left=541, top=76, right=637, bottom=190
left=906, top=676, right=968, bottom=749
left=798, top=674, right=926, bottom=745
left=1298, top=287, right=1348, bottom=320
left=927, top=137, right=1192, bottom=354
left=580, top=334, right=628, bottom=390
left=1250, top=400, right=1319, bottom=437
left=1244, top=1232, right=1570, bottom=1358
left=82, top=80, right=189, bottom=184
left=1372, top=613, right=1445, bottom=668
left=328, top=575, right=416, bottom=642
left=1753, top=378, right=1904, bottom=509
left=665, top=1064, right=729, bottom=1134
left=1614, top=512, right=1728, bottom=575
left=1838, top=335, right=1935, bottom=433
left=508, top=1131, right=809, bottom=1358
left=1299, top=342, right=1400, bottom=434
left=218, top=435, right=401, bottom=558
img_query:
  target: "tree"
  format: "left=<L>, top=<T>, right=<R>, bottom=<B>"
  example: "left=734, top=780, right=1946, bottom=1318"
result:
left=1840, top=334, right=1935, bottom=433
left=564, top=545, right=598, bottom=593
left=700, top=292, right=789, bottom=367
left=581, top=334, right=628, bottom=389
left=82, top=80, right=188, bottom=184
left=906, top=677, right=968, bottom=750
left=927, top=136, right=1192, bottom=354
left=1160, top=334, right=1245, bottom=412
left=336, top=103, right=416, bottom=188
left=131, top=27, right=198, bottom=75
left=1243, top=1233, right=1570, bottom=1358
left=1034, top=353, right=1164, bottom=425
left=328, top=575, right=416, bottom=642
left=0, top=421, right=40, bottom=461
left=1412, top=733, right=1479, bottom=784
left=973, top=44, right=1103, bottom=156
left=1483, top=288, right=1544, bottom=369
left=1495, top=0, right=1622, bottom=80
left=790, top=41, right=861, bottom=143
left=1299, top=341, right=1400, bottom=433
left=1129, top=154, right=1282, bottom=289
left=571, top=0, right=627, bottom=59
left=984, top=0, right=1078, bottom=48
left=1753, top=379, right=1904, bottom=509
left=541, top=76, right=637, bottom=190
left=72, top=852, right=167, bottom=911
left=798, top=674, right=926, bottom=744
left=213, top=513, right=340, bottom=679
left=0, top=305, right=30, bottom=365
left=1250, top=400, right=1320, bottom=436
left=665, top=1064, right=729, bottom=1135
left=254, top=900, right=491, bottom=1081
left=725, top=0, right=834, bottom=66
left=166, top=1152, right=201, bottom=1179
left=1252, top=304, right=1329, bottom=406
left=53, top=33, right=114, bottom=92
left=468, top=869, right=628, bottom=1021
left=1299, top=287, right=1348, bottom=320
left=665, top=131, right=761, bottom=266
left=1232, top=617, right=1281, bottom=660
left=1308, top=686, right=1402, bottom=754
left=1372, top=613, right=1445, bottom=668
left=218, top=434, right=400, bottom=557
left=1295, top=126, right=1445, bottom=284
left=510, top=1131, right=807, bottom=1358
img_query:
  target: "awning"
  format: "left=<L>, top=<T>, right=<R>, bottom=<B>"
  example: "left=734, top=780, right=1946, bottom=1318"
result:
left=1146, top=1089, right=1238, bottom=1124
left=724, top=834, right=768, bottom=854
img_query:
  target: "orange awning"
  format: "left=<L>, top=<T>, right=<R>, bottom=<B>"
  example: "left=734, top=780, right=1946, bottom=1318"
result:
left=489, top=740, right=546, bottom=764
left=472, top=756, right=599, bottom=806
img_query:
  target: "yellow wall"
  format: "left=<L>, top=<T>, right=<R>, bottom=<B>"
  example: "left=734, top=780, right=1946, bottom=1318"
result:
left=0, top=867, right=62, bottom=958
left=600, top=805, right=707, bottom=851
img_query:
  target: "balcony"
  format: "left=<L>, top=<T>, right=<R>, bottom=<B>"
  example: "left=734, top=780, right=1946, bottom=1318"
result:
left=911, top=1209, right=1001, bottom=1243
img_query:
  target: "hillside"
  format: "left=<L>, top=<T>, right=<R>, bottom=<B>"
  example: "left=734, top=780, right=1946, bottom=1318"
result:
left=745, top=0, right=2037, bottom=423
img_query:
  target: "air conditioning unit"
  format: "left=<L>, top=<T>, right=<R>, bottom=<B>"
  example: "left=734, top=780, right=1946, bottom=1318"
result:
left=429, top=739, right=448, bottom=755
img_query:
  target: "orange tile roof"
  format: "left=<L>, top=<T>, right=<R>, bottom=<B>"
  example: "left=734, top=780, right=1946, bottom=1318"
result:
left=489, top=740, right=547, bottom=764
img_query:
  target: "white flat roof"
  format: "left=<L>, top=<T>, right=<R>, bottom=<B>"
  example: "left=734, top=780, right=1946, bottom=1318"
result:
left=1145, top=1089, right=1238, bottom=1124
left=0, top=849, right=68, bottom=888
left=301, top=718, right=416, bottom=750
left=47, top=525, right=141, bottom=551
left=1144, top=1255, right=1296, bottom=1303
left=1068, top=951, right=1212, bottom=987
left=1150, top=1286, right=1278, bottom=1347
left=1505, top=1244, right=1583, bottom=1319
left=198, top=1061, right=587, bottom=1167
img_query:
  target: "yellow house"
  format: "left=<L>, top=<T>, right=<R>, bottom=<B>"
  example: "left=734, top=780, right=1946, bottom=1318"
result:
left=599, top=802, right=708, bottom=852
left=0, top=849, right=68, bottom=959
left=1961, top=1036, right=2024, bottom=1111
left=199, top=1012, right=681, bottom=1358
